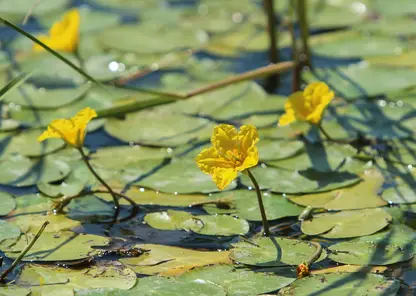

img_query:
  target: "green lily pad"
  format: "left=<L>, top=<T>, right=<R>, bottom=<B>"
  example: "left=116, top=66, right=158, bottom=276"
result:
left=0, top=192, right=16, bottom=216
left=0, top=286, right=30, bottom=296
left=2, top=83, right=90, bottom=109
left=99, top=187, right=209, bottom=207
left=381, top=172, right=416, bottom=204
left=303, top=63, right=416, bottom=100
left=303, top=120, right=359, bottom=143
left=0, top=119, right=20, bottom=132
left=278, top=272, right=400, bottom=296
left=289, top=168, right=388, bottom=210
left=370, top=0, right=416, bottom=17
left=105, top=112, right=213, bottom=147
left=144, top=210, right=249, bottom=236
left=366, top=50, right=416, bottom=68
left=301, top=208, right=392, bottom=239
left=311, top=30, right=406, bottom=58
left=119, top=244, right=232, bottom=276
left=0, top=155, right=70, bottom=187
left=230, top=237, right=327, bottom=267
left=180, top=265, right=296, bottom=296
left=17, top=263, right=137, bottom=291
left=3, top=129, right=65, bottom=157
left=328, top=224, right=416, bottom=265
left=309, top=3, right=367, bottom=29
left=357, top=17, right=416, bottom=36
left=0, top=220, right=20, bottom=242
left=76, top=276, right=226, bottom=296
left=265, top=143, right=357, bottom=172
left=258, top=139, right=304, bottom=161
left=0, top=231, right=109, bottom=261
left=240, top=166, right=360, bottom=194
left=204, top=190, right=303, bottom=221
left=138, top=159, right=235, bottom=194
left=17, top=52, right=84, bottom=85
left=0, top=0, right=69, bottom=22
left=98, top=24, right=208, bottom=54
left=90, top=145, right=172, bottom=170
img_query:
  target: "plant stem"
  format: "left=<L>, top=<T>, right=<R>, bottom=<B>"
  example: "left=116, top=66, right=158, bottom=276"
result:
left=306, top=241, right=322, bottom=267
left=263, top=0, right=279, bottom=92
left=0, top=221, right=49, bottom=282
left=77, top=148, right=120, bottom=220
left=288, top=1, right=301, bottom=92
left=297, top=0, right=311, bottom=68
left=246, top=169, right=270, bottom=236
left=317, top=123, right=334, bottom=141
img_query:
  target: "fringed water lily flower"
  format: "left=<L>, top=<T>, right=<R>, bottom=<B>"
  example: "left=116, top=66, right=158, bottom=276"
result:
left=33, top=9, right=80, bottom=52
left=196, top=124, right=259, bottom=190
left=38, top=107, right=97, bottom=147
left=279, top=82, right=334, bottom=126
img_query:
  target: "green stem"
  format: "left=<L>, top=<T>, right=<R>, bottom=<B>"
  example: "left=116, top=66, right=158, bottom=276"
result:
left=289, top=1, right=301, bottom=92
left=246, top=169, right=270, bottom=236
left=317, top=123, right=334, bottom=141
left=263, top=0, right=280, bottom=92
left=77, top=148, right=120, bottom=220
left=297, top=0, right=311, bottom=68
left=0, top=221, right=49, bottom=282
left=306, top=241, right=322, bottom=267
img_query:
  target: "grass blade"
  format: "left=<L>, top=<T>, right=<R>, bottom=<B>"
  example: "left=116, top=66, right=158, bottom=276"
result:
left=0, top=71, right=32, bottom=100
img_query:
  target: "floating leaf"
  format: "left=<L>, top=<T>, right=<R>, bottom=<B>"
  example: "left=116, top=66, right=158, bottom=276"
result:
left=3, top=129, right=65, bottom=157
left=180, top=265, right=295, bottom=296
left=265, top=143, right=357, bottom=172
left=301, top=208, right=392, bottom=239
left=240, top=166, right=360, bottom=194
left=311, top=30, right=406, bottom=58
left=2, top=83, right=90, bottom=109
left=381, top=172, right=416, bottom=204
left=204, top=190, right=303, bottom=221
left=329, top=224, right=416, bottom=265
left=144, top=210, right=249, bottom=236
left=0, top=286, right=30, bottom=296
left=0, top=191, right=16, bottom=216
left=119, top=244, right=232, bottom=276
left=17, top=263, right=137, bottom=291
left=278, top=272, right=400, bottom=296
left=304, top=63, right=416, bottom=100
left=258, top=139, right=304, bottom=161
left=105, top=112, right=213, bottom=147
left=289, top=168, right=388, bottom=210
left=0, top=0, right=69, bottom=22
left=230, top=237, right=327, bottom=267
left=0, top=155, right=70, bottom=187
left=0, top=220, right=20, bottom=242
left=0, top=231, right=109, bottom=261
left=76, top=276, right=227, bottom=296
left=138, top=159, right=236, bottom=194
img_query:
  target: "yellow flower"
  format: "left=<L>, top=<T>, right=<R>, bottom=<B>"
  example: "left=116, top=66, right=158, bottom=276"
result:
left=38, top=107, right=97, bottom=147
left=33, top=9, right=80, bottom=52
left=196, top=124, right=259, bottom=190
left=279, top=82, right=334, bottom=126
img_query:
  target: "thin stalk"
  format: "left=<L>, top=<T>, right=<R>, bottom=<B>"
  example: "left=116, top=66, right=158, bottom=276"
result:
left=263, top=0, right=279, bottom=92
left=246, top=169, right=270, bottom=236
left=288, top=1, right=301, bottom=92
left=318, top=123, right=334, bottom=141
left=0, top=221, right=49, bottom=282
left=306, top=241, right=322, bottom=266
left=297, top=0, right=311, bottom=68
left=77, top=148, right=120, bottom=220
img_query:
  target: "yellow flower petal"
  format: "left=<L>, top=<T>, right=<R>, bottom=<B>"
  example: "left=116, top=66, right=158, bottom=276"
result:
left=238, top=124, right=259, bottom=153
left=212, top=168, right=238, bottom=190
left=33, top=9, right=80, bottom=53
left=195, top=147, right=233, bottom=175
left=211, top=124, right=238, bottom=156
left=38, top=107, right=97, bottom=147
